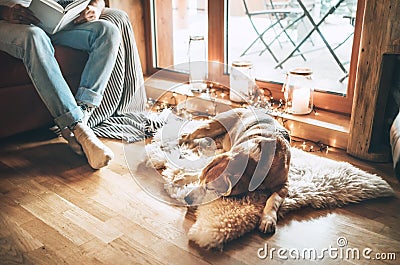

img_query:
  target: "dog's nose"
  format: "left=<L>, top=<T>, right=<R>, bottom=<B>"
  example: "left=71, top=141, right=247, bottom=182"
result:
left=184, top=194, right=194, bottom=205
left=184, top=186, right=206, bottom=205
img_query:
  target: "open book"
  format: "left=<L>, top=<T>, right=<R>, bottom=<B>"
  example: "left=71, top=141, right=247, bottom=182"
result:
left=28, top=0, right=90, bottom=34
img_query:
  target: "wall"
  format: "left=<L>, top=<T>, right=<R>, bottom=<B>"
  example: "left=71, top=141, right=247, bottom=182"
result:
left=107, top=0, right=400, bottom=162
left=109, top=0, right=147, bottom=74
left=347, top=0, right=400, bottom=161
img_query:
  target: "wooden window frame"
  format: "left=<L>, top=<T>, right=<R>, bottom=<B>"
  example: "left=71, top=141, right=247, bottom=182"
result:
left=143, top=0, right=365, bottom=115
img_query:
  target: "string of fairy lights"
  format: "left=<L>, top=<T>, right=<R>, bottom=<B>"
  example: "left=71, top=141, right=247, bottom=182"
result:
left=146, top=82, right=330, bottom=153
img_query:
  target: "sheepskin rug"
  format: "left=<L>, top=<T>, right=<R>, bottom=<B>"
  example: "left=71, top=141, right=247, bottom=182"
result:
left=144, top=118, right=395, bottom=250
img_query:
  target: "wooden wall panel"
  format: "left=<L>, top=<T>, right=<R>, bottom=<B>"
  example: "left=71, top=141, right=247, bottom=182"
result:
left=154, top=0, right=174, bottom=68
left=347, top=0, right=400, bottom=161
left=108, top=0, right=147, bottom=73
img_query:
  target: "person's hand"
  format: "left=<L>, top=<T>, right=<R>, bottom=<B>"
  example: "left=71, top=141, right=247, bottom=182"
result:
left=2, top=4, right=40, bottom=25
left=74, top=5, right=101, bottom=24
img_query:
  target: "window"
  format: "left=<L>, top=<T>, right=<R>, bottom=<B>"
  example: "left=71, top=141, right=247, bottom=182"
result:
left=228, top=0, right=357, bottom=94
left=150, top=0, right=208, bottom=72
left=144, top=0, right=364, bottom=114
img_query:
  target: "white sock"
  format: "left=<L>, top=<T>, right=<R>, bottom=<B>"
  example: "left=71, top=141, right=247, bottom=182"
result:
left=72, top=123, right=114, bottom=169
left=61, top=128, right=84, bottom=156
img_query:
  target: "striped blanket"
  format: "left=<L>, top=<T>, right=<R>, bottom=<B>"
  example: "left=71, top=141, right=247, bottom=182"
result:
left=85, top=8, right=163, bottom=142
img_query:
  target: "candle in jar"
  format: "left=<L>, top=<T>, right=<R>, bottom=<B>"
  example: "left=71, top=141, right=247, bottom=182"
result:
left=190, top=62, right=207, bottom=92
left=292, top=88, right=310, bottom=114
left=229, top=61, right=254, bottom=103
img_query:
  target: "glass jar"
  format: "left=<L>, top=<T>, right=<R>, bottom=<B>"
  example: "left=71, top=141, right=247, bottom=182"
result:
left=188, top=35, right=207, bottom=92
left=283, top=68, right=314, bottom=115
left=229, top=61, right=255, bottom=103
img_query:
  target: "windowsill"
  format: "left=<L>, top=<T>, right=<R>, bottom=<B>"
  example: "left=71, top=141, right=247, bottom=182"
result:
left=145, top=77, right=350, bottom=150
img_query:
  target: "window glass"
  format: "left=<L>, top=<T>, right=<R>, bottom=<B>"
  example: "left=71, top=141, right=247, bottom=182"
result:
left=153, top=0, right=208, bottom=73
left=227, top=0, right=358, bottom=95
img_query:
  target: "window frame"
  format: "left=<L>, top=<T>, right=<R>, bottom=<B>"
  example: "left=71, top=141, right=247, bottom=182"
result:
left=143, top=0, right=365, bottom=115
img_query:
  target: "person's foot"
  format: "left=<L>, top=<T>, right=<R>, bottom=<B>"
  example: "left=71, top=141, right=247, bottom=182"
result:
left=72, top=123, right=114, bottom=169
left=61, top=128, right=84, bottom=156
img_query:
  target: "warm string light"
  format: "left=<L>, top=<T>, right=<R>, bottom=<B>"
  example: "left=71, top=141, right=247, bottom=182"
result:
left=292, top=138, right=330, bottom=153
left=147, top=85, right=330, bottom=154
left=149, top=86, right=311, bottom=115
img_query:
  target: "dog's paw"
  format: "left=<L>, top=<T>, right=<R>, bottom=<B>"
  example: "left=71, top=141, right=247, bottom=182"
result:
left=178, top=134, right=191, bottom=147
left=172, top=173, right=199, bottom=186
left=179, top=138, right=207, bottom=154
left=179, top=134, right=200, bottom=150
left=259, top=214, right=277, bottom=234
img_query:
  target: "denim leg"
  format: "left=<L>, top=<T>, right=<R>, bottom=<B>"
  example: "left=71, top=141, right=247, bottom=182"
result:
left=51, top=20, right=121, bottom=107
left=0, top=22, right=83, bottom=129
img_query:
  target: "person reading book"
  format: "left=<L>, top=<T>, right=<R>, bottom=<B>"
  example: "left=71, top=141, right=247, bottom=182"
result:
left=0, top=0, right=120, bottom=169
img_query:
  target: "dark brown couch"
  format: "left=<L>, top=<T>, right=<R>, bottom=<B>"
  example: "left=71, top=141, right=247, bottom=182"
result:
left=0, top=47, right=88, bottom=138
left=0, top=1, right=112, bottom=138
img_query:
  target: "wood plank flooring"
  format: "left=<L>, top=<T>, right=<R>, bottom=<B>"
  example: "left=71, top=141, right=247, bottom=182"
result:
left=0, top=129, right=399, bottom=264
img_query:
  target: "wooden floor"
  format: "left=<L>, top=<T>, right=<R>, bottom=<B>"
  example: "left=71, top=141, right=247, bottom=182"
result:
left=0, top=129, right=399, bottom=265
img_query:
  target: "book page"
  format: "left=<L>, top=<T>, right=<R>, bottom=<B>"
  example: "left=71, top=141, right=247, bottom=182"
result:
left=56, top=0, right=90, bottom=32
left=29, top=0, right=64, bottom=34
left=38, top=0, right=64, bottom=13
left=64, top=0, right=90, bottom=12
left=29, top=0, right=90, bottom=34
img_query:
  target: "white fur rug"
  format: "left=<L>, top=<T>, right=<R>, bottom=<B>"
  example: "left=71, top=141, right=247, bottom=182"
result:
left=144, top=118, right=395, bottom=249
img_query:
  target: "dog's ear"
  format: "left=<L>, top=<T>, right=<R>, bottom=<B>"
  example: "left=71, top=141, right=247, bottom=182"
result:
left=206, top=174, right=233, bottom=196
left=248, top=139, right=276, bottom=192
left=201, top=152, right=247, bottom=196
left=200, top=153, right=232, bottom=183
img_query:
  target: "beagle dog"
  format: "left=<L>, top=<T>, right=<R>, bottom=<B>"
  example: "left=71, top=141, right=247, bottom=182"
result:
left=179, top=108, right=290, bottom=233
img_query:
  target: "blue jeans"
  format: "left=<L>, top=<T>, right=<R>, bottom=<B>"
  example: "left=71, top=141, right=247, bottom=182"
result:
left=0, top=20, right=121, bottom=129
